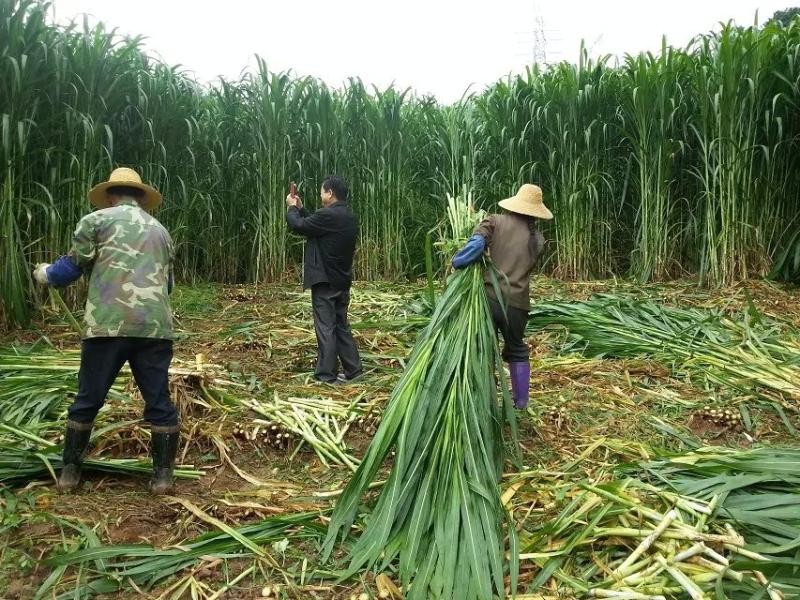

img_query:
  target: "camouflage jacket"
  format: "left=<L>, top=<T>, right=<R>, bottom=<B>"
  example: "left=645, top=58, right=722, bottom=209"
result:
left=68, top=198, right=175, bottom=339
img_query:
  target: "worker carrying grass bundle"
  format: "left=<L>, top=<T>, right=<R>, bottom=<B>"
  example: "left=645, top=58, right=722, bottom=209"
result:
left=451, top=184, right=552, bottom=409
left=31, top=168, right=181, bottom=495
left=285, top=176, right=363, bottom=384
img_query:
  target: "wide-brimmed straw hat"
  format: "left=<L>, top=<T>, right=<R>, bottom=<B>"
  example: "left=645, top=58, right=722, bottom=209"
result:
left=498, top=184, right=553, bottom=219
left=88, top=167, right=162, bottom=211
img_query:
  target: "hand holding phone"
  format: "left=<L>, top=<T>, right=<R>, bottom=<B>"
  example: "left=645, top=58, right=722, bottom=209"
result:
left=286, top=182, right=302, bottom=209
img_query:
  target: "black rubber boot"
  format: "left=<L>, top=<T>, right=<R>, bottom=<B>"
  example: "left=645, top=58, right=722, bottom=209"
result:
left=149, top=423, right=180, bottom=495
left=58, top=420, right=93, bottom=492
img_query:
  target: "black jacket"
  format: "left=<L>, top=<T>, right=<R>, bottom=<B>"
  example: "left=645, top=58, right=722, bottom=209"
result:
left=286, top=201, right=357, bottom=290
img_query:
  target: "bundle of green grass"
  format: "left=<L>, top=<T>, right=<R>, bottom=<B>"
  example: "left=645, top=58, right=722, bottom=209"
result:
left=324, top=195, right=519, bottom=599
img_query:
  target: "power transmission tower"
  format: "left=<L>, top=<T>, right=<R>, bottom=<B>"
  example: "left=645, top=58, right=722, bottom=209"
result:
left=531, top=14, right=548, bottom=64
left=515, top=5, right=562, bottom=69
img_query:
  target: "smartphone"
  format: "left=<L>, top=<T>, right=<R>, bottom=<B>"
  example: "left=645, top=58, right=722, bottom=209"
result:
left=289, top=182, right=297, bottom=197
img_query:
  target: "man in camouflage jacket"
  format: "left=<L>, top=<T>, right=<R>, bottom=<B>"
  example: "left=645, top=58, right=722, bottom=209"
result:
left=33, top=167, right=180, bottom=495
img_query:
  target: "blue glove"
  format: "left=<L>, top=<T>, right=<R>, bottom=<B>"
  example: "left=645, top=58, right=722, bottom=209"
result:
left=452, top=234, right=487, bottom=269
left=46, top=255, right=83, bottom=287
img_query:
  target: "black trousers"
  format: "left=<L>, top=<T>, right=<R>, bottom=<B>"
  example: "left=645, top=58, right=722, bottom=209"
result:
left=311, top=283, right=363, bottom=382
left=488, top=298, right=529, bottom=362
left=68, top=337, right=178, bottom=426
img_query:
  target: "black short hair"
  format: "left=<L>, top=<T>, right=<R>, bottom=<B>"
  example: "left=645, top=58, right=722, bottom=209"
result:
left=107, top=185, right=145, bottom=199
left=322, top=175, right=348, bottom=202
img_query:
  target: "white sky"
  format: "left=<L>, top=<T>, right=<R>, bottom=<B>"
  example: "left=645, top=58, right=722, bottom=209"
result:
left=51, top=0, right=791, bottom=103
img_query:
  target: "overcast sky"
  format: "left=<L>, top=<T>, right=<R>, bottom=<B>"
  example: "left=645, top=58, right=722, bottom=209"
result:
left=51, top=0, right=791, bottom=103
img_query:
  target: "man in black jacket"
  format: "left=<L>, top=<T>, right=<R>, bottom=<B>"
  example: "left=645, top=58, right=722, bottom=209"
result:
left=286, top=175, right=363, bottom=383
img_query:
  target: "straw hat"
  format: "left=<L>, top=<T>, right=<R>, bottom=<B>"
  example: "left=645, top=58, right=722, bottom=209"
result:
left=88, top=167, right=162, bottom=211
left=498, top=184, right=553, bottom=220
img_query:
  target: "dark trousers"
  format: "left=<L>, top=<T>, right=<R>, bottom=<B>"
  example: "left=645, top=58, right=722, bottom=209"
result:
left=488, top=298, right=529, bottom=362
left=311, top=284, right=362, bottom=382
left=68, top=337, right=178, bottom=426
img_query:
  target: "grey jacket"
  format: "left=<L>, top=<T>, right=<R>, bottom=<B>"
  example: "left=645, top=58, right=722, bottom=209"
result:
left=474, top=213, right=544, bottom=310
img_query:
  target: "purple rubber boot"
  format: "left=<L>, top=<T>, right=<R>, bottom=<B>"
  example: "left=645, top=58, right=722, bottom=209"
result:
left=509, top=362, right=530, bottom=409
